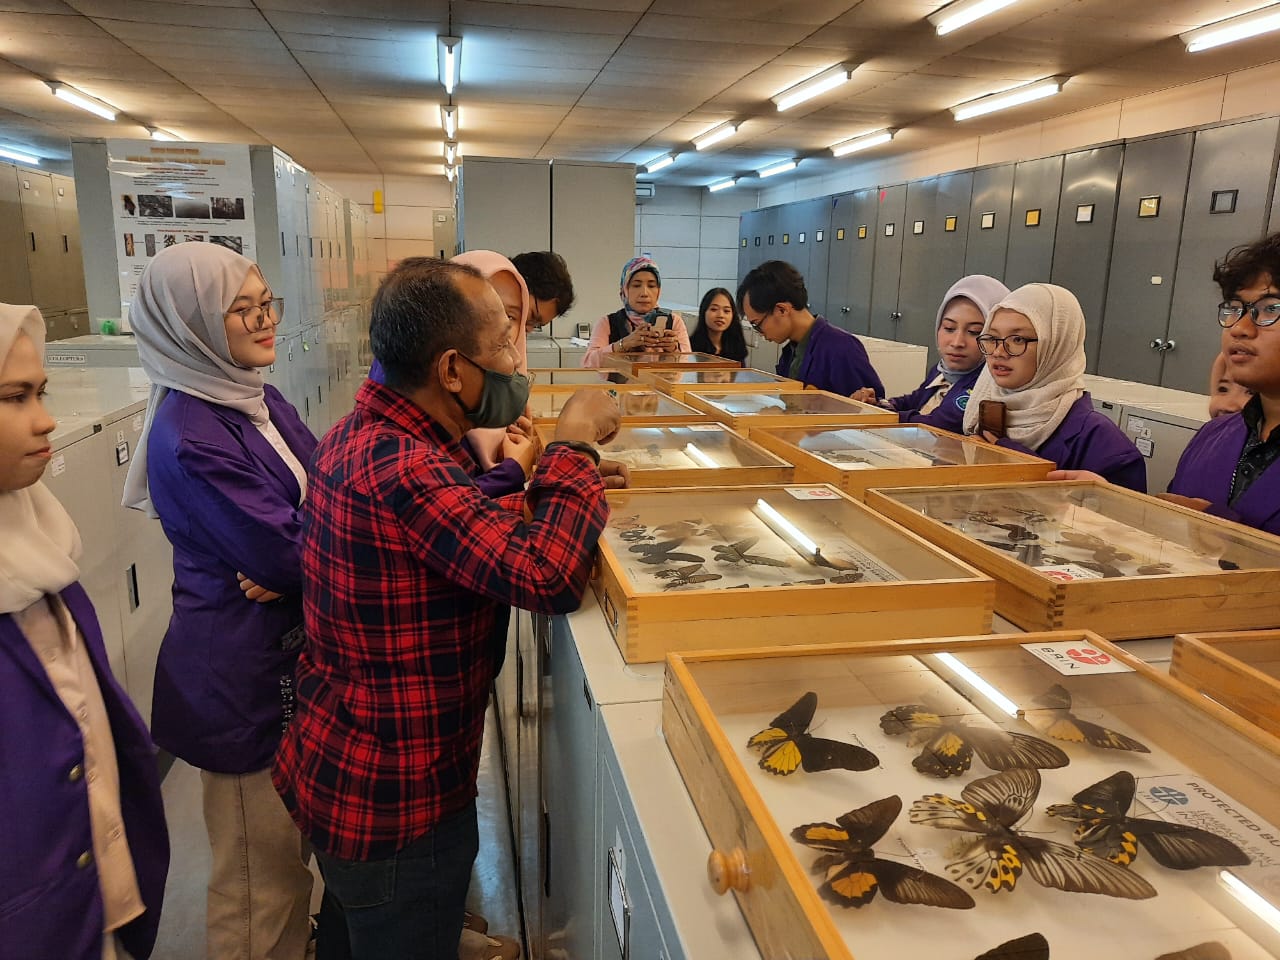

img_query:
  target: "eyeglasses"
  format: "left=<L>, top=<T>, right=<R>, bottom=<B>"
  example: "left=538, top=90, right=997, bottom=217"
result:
left=530, top=300, right=559, bottom=330
left=977, top=333, right=1038, bottom=357
left=1218, top=295, right=1280, bottom=328
left=746, top=307, right=774, bottom=332
left=226, top=297, right=284, bottom=334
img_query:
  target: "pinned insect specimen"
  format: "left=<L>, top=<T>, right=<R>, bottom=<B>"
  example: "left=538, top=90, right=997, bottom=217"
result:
left=1024, top=685, right=1149, bottom=752
left=781, top=579, right=826, bottom=586
left=619, top=527, right=654, bottom=542
left=1046, top=771, right=1250, bottom=870
left=654, top=563, right=722, bottom=590
left=628, top=539, right=704, bottom=565
left=828, top=571, right=864, bottom=584
left=880, top=704, right=1069, bottom=778
left=790, top=796, right=974, bottom=910
left=747, top=692, right=878, bottom=776
left=909, top=767, right=1157, bottom=899
left=654, top=518, right=718, bottom=538
left=712, top=537, right=789, bottom=567
left=968, top=511, right=1039, bottom=541
left=973, top=934, right=1050, bottom=960
left=609, top=513, right=644, bottom=530
left=1137, top=562, right=1174, bottom=576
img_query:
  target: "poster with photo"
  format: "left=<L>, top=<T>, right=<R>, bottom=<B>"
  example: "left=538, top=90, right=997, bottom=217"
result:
left=107, top=140, right=255, bottom=317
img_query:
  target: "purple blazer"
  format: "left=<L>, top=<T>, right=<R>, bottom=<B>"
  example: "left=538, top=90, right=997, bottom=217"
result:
left=1168, top=411, right=1280, bottom=536
left=996, top=393, right=1147, bottom=492
left=776, top=317, right=885, bottom=399
left=891, top=365, right=982, bottom=435
left=146, top=385, right=316, bottom=773
left=0, top=583, right=169, bottom=960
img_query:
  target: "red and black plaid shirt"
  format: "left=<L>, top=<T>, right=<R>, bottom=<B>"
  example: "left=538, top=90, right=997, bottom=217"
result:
left=273, top=381, right=607, bottom=861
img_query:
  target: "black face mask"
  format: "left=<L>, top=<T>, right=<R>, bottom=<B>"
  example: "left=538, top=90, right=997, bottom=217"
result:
left=452, top=352, right=531, bottom=429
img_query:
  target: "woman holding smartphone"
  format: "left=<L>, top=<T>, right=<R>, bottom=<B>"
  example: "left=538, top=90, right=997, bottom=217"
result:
left=581, top=256, right=691, bottom=367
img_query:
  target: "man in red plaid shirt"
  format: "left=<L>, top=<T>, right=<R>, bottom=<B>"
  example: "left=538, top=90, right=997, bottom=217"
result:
left=273, top=258, right=623, bottom=959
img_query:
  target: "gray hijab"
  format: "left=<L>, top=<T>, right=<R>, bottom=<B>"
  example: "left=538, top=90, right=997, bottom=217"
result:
left=122, top=242, right=266, bottom=514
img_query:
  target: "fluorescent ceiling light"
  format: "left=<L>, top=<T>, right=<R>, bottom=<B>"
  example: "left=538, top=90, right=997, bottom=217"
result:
left=48, top=82, right=117, bottom=121
left=931, top=653, right=1019, bottom=717
left=146, top=126, right=182, bottom=142
left=444, top=140, right=457, bottom=164
left=0, top=145, right=39, bottom=165
left=437, top=36, right=461, bottom=94
left=693, top=122, right=739, bottom=151
left=1220, top=870, right=1280, bottom=934
left=441, top=104, right=458, bottom=138
left=445, top=164, right=456, bottom=182
left=753, top=499, right=819, bottom=559
left=684, top=443, right=717, bottom=468
left=772, top=62, right=855, bottom=112
left=643, top=153, right=676, bottom=174
left=1182, top=3, right=1280, bottom=52
left=707, top=177, right=738, bottom=193
left=831, top=129, right=895, bottom=157
left=928, top=0, right=1023, bottom=36
left=952, top=76, right=1064, bottom=121
left=758, top=159, right=798, bottom=179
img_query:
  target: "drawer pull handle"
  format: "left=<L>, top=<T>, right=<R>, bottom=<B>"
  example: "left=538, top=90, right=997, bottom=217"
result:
left=707, top=848, right=750, bottom=895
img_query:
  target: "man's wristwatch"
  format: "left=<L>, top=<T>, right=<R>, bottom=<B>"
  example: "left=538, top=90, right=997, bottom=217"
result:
left=544, top=439, right=601, bottom=465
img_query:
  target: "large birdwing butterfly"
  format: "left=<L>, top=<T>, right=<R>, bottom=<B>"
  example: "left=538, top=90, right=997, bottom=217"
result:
left=790, top=795, right=974, bottom=910
left=880, top=704, right=1069, bottom=778
left=747, top=692, right=878, bottom=776
left=974, top=933, right=1050, bottom=960
left=1024, top=685, right=1150, bottom=753
left=909, top=767, right=1156, bottom=899
left=1045, top=771, right=1250, bottom=870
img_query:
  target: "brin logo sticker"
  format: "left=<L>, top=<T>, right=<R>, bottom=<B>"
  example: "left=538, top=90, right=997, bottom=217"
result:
left=1021, top=640, right=1134, bottom=675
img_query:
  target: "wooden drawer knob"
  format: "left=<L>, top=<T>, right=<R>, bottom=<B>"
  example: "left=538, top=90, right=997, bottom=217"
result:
left=707, top=847, right=750, bottom=895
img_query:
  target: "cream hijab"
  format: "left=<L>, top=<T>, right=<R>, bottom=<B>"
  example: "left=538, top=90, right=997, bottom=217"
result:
left=0, top=304, right=82, bottom=614
left=963, top=283, right=1087, bottom=450
left=121, top=242, right=265, bottom=515
left=451, top=250, right=531, bottom=469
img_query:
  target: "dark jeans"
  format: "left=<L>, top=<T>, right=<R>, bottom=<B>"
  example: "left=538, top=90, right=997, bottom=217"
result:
left=314, top=801, right=479, bottom=960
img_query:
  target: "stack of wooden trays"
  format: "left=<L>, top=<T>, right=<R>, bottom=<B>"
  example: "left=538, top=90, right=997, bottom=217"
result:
left=682, top=389, right=897, bottom=435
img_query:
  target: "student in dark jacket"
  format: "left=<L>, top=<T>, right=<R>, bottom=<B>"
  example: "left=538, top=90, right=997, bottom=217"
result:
left=688, top=287, right=748, bottom=365
left=0, top=303, right=169, bottom=960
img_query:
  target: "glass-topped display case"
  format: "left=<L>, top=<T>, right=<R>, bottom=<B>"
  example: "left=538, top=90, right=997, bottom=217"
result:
left=682, top=389, right=898, bottom=434
left=593, top=483, right=993, bottom=662
left=642, top=367, right=805, bottom=400
left=662, top=632, right=1280, bottom=960
left=866, top=481, right=1280, bottom=638
left=601, top=351, right=741, bottom=377
left=527, top=367, right=637, bottom=385
left=751, top=424, right=1053, bottom=500
left=528, top=385, right=707, bottom=426
left=1172, top=630, right=1280, bottom=738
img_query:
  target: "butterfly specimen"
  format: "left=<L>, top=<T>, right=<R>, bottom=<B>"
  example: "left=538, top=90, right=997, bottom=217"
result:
left=973, top=933, right=1050, bottom=960
left=746, top=691, right=879, bottom=776
left=828, top=571, right=864, bottom=584
left=711, top=537, right=789, bottom=567
left=1023, top=685, right=1150, bottom=753
left=654, top=563, right=722, bottom=590
left=781, top=578, right=826, bottom=586
left=654, top=518, right=718, bottom=538
left=619, top=527, right=654, bottom=542
left=909, top=767, right=1157, bottom=899
left=968, top=511, right=1039, bottom=541
left=627, top=538, right=704, bottom=565
left=790, top=795, right=974, bottom=910
left=1045, top=771, right=1250, bottom=870
left=1137, top=562, right=1174, bottom=576
left=1155, top=945, right=1231, bottom=960
left=879, top=704, right=1069, bottom=778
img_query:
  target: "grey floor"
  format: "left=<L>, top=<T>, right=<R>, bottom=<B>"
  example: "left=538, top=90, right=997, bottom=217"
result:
left=152, top=704, right=522, bottom=958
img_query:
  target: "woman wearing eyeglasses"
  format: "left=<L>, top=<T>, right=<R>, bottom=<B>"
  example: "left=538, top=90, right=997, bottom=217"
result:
left=123, top=242, right=316, bottom=959
left=963, top=282, right=1146, bottom=491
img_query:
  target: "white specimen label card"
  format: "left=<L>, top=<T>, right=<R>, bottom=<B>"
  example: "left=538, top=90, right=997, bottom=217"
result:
left=1021, top=640, right=1134, bottom=675
left=785, top=486, right=841, bottom=500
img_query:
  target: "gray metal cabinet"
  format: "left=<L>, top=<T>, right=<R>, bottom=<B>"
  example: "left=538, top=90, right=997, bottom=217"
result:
left=525, top=335, right=561, bottom=369
left=965, top=163, right=1014, bottom=279
left=736, top=210, right=755, bottom=282
left=774, top=201, right=806, bottom=281
left=519, top=612, right=548, bottom=957
left=869, top=184, right=907, bottom=340
left=1119, top=403, right=1205, bottom=494
left=1005, top=155, right=1064, bottom=289
left=797, top=197, right=833, bottom=316
left=826, top=189, right=879, bottom=335
left=1050, top=145, right=1123, bottom=371
left=0, top=165, right=34, bottom=305
left=899, top=171, right=973, bottom=352
left=1097, top=134, right=1195, bottom=385
left=1163, top=116, right=1280, bottom=392
left=17, top=169, right=66, bottom=314
left=53, top=174, right=87, bottom=313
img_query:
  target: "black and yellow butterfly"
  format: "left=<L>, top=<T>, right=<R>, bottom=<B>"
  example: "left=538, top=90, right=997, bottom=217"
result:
left=909, top=767, right=1157, bottom=899
left=790, top=795, right=974, bottom=910
left=747, top=692, right=878, bottom=777
left=974, top=933, right=1050, bottom=960
left=879, top=704, right=1069, bottom=778
left=1046, top=771, right=1250, bottom=870
left=1024, top=685, right=1150, bottom=753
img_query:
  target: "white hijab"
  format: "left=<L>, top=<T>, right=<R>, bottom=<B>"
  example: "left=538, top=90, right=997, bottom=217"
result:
left=122, top=242, right=266, bottom=515
left=963, top=283, right=1086, bottom=450
left=0, top=304, right=82, bottom=614
left=933, top=275, right=1010, bottom=381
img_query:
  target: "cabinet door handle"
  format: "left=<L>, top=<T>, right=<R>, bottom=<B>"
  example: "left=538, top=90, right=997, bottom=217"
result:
left=841, top=306, right=850, bottom=314
left=62, top=235, right=69, bottom=253
left=1162, top=339, right=1176, bottom=352
left=29, top=232, right=36, bottom=252
left=1149, top=338, right=1166, bottom=351
left=890, top=311, right=902, bottom=321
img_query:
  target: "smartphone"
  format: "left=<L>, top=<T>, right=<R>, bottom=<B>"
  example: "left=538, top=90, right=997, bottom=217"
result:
left=651, top=312, right=671, bottom=333
left=978, top=399, right=1007, bottom=438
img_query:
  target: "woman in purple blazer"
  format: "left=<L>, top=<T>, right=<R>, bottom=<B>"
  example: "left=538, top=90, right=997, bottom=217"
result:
left=0, top=304, right=168, bottom=959
left=122, top=243, right=315, bottom=959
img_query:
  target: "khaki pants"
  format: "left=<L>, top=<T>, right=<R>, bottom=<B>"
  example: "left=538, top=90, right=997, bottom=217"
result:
left=202, top=768, right=314, bottom=960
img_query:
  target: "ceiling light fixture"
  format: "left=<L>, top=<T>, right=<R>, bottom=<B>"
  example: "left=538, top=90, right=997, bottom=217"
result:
left=47, top=81, right=117, bottom=121
left=441, top=105, right=458, bottom=138
left=830, top=128, right=895, bottom=157
left=772, top=62, right=855, bottom=111
left=146, top=126, right=182, bottom=142
left=951, top=76, right=1065, bottom=121
left=437, top=36, right=462, bottom=94
left=0, top=145, right=40, bottom=165
left=693, top=122, right=739, bottom=151
left=927, top=0, right=1023, bottom=36
left=757, top=159, right=799, bottom=178
left=445, top=164, right=457, bottom=182
left=643, top=153, right=676, bottom=174
left=708, top=177, right=738, bottom=193
left=444, top=140, right=457, bottom=164
left=1182, top=2, right=1280, bottom=52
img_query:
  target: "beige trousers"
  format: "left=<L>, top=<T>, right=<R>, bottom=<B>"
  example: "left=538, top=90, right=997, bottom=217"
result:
left=202, top=768, right=314, bottom=960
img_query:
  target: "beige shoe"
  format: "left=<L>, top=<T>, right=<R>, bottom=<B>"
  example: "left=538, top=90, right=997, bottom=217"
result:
left=459, top=927, right=521, bottom=960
